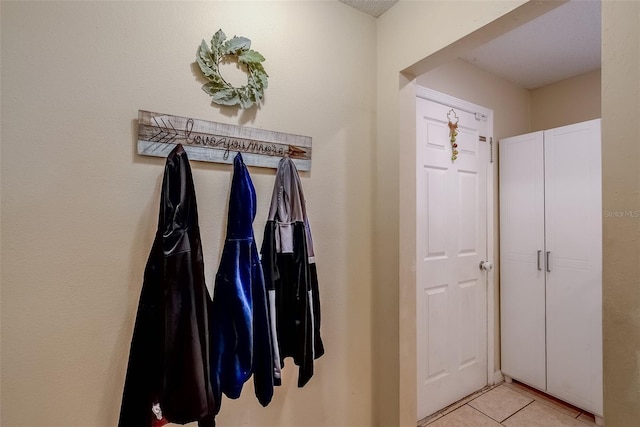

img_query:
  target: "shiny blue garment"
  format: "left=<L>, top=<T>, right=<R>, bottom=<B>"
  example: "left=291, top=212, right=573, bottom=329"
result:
left=208, top=153, right=274, bottom=417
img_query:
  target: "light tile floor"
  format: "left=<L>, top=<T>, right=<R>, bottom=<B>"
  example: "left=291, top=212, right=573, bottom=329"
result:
left=419, top=381, right=601, bottom=427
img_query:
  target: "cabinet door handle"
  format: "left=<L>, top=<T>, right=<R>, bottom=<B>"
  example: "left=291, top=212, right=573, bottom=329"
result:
left=537, top=250, right=542, bottom=271
left=546, top=251, right=551, bottom=272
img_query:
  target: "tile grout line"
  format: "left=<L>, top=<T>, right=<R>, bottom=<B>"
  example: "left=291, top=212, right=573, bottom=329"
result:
left=469, top=382, right=538, bottom=424
left=422, top=381, right=599, bottom=427
left=466, top=403, right=505, bottom=424
left=499, top=400, right=536, bottom=425
left=506, top=381, right=590, bottom=421
left=421, top=383, right=500, bottom=426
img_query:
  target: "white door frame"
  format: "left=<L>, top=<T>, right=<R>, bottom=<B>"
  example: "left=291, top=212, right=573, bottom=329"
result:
left=415, top=86, right=498, bottom=393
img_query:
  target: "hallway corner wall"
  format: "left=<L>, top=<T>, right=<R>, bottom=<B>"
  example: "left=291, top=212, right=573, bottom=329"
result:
left=0, top=2, right=376, bottom=426
left=601, top=1, right=640, bottom=425
left=530, top=68, right=601, bottom=131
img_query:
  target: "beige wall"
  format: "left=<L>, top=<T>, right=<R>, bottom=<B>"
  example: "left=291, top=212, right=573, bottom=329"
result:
left=416, top=59, right=531, bottom=142
left=416, top=58, right=531, bottom=375
left=530, top=69, right=601, bottom=131
left=602, top=1, right=640, bottom=425
left=3, top=1, right=639, bottom=427
left=0, top=2, right=375, bottom=426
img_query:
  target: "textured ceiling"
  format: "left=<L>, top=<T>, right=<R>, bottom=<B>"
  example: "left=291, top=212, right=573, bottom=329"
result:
left=339, top=0, right=398, bottom=18
left=460, top=0, right=601, bottom=89
left=341, top=0, right=601, bottom=90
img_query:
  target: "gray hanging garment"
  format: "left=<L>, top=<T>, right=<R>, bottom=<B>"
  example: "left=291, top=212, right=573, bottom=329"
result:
left=260, top=157, right=324, bottom=387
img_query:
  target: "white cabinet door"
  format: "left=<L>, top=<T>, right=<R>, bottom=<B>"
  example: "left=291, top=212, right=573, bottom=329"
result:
left=499, top=131, right=547, bottom=391
left=499, top=119, right=603, bottom=418
left=544, top=119, right=602, bottom=415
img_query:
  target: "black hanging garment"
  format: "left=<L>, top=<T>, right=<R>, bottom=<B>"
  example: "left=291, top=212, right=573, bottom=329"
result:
left=119, top=144, right=215, bottom=427
left=204, top=153, right=274, bottom=423
left=261, top=157, right=324, bottom=388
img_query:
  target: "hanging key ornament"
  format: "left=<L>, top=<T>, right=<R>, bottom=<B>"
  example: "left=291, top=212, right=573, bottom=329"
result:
left=447, top=109, right=459, bottom=162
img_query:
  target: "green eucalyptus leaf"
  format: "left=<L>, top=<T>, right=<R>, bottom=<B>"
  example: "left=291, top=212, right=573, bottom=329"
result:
left=250, top=87, right=261, bottom=102
left=211, top=30, right=226, bottom=48
left=198, top=41, right=214, bottom=67
left=197, top=48, right=218, bottom=78
left=211, top=30, right=226, bottom=60
left=238, top=49, right=265, bottom=64
left=252, top=62, right=267, bottom=78
left=253, top=68, right=268, bottom=88
left=224, top=36, right=251, bottom=54
left=249, top=79, right=262, bottom=92
left=205, top=50, right=221, bottom=68
left=202, top=81, right=227, bottom=95
left=199, top=40, right=211, bottom=57
left=197, top=59, right=214, bottom=77
left=211, top=88, right=240, bottom=106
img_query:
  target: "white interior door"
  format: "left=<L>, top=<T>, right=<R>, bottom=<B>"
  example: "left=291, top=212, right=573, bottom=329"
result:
left=499, top=131, right=547, bottom=391
left=416, top=96, right=489, bottom=420
left=544, top=119, right=602, bottom=415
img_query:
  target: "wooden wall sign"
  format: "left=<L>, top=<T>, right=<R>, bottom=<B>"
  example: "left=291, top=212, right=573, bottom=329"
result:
left=137, top=110, right=312, bottom=171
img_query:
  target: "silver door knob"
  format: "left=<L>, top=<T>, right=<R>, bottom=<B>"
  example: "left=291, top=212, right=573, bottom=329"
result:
left=480, top=261, right=493, bottom=271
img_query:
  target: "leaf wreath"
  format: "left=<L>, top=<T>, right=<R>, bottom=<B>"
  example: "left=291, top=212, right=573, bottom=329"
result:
left=197, top=29, right=268, bottom=109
